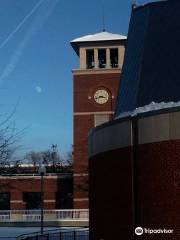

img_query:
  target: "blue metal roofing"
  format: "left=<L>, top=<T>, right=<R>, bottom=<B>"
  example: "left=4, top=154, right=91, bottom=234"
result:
left=115, top=0, right=180, bottom=117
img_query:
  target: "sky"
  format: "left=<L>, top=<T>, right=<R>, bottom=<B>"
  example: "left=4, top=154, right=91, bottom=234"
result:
left=0, top=0, right=154, bottom=157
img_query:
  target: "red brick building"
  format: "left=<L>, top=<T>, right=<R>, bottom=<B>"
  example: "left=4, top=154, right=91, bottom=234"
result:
left=71, top=31, right=126, bottom=208
left=0, top=171, right=72, bottom=210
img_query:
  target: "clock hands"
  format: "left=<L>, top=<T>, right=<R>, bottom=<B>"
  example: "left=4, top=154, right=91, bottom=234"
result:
left=95, top=95, right=106, bottom=100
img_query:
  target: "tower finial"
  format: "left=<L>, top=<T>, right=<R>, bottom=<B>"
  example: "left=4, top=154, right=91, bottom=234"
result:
left=132, top=0, right=137, bottom=9
left=102, top=0, right=106, bottom=32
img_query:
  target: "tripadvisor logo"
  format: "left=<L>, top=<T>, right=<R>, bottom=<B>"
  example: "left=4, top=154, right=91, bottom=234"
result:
left=135, top=227, right=174, bottom=235
left=135, top=227, right=143, bottom=235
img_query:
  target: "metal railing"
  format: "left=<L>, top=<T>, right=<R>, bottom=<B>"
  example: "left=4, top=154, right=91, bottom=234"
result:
left=0, top=209, right=89, bottom=222
left=17, top=228, right=89, bottom=240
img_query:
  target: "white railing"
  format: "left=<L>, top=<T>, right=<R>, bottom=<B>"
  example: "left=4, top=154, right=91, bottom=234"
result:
left=0, top=209, right=89, bottom=222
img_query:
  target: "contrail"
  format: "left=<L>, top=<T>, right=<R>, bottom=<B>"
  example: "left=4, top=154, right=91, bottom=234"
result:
left=0, top=0, right=59, bottom=84
left=0, top=0, right=46, bottom=49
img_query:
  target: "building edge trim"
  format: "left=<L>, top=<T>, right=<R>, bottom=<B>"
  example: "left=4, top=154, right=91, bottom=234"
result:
left=89, top=110, right=180, bottom=158
left=74, top=173, right=89, bottom=177
left=74, top=198, right=89, bottom=202
left=74, top=111, right=114, bottom=116
left=11, top=200, right=23, bottom=203
left=72, top=69, right=121, bottom=75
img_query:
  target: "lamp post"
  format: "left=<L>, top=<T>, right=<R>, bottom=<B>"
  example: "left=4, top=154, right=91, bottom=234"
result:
left=38, top=165, right=46, bottom=235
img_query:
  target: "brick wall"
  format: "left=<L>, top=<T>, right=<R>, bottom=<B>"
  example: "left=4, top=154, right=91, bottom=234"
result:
left=73, top=72, right=120, bottom=208
left=137, top=141, right=180, bottom=232
left=74, top=73, right=119, bottom=112
left=0, top=175, right=72, bottom=210
left=89, top=140, right=180, bottom=239
left=89, top=147, right=133, bottom=240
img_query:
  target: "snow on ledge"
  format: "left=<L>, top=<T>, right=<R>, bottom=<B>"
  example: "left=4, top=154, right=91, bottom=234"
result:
left=116, top=101, right=180, bottom=119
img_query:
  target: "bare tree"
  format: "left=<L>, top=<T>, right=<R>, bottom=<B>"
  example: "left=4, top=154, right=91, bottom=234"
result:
left=25, top=151, right=42, bottom=167
left=25, top=144, right=64, bottom=167
left=64, top=150, right=73, bottom=168
left=0, top=113, right=24, bottom=167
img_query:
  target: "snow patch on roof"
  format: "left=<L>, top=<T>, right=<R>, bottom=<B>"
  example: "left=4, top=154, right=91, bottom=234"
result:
left=117, top=101, right=180, bottom=119
left=71, top=31, right=127, bottom=43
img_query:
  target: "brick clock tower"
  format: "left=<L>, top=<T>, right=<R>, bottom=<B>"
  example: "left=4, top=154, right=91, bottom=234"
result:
left=71, top=31, right=126, bottom=208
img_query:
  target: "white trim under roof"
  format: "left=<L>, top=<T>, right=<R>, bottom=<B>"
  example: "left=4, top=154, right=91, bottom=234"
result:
left=71, top=31, right=127, bottom=43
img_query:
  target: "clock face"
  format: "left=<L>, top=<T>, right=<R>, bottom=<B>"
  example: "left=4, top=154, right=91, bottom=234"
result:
left=94, top=89, right=109, bottom=104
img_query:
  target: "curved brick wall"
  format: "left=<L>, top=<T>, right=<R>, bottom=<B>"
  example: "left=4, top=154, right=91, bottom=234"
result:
left=89, top=147, right=133, bottom=240
left=89, top=109, right=180, bottom=240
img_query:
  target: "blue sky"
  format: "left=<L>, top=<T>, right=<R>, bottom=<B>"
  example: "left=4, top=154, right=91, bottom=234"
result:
left=0, top=0, right=152, bottom=156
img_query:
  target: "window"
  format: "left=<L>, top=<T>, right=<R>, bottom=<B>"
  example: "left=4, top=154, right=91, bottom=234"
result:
left=23, top=192, right=41, bottom=210
left=98, top=49, right=106, bottom=68
left=0, top=193, right=10, bottom=210
left=94, top=114, right=109, bottom=127
left=86, top=49, right=94, bottom=69
left=110, top=48, right=119, bottom=68
left=56, top=192, right=73, bottom=209
left=56, top=177, right=73, bottom=209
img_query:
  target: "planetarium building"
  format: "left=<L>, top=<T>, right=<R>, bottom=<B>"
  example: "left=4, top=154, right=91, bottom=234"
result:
left=89, top=0, right=180, bottom=239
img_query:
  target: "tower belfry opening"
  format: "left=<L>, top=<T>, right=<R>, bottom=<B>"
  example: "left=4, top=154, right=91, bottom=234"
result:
left=71, top=31, right=127, bottom=71
left=86, top=49, right=94, bottom=69
left=98, top=48, right=106, bottom=68
left=110, top=48, right=119, bottom=68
